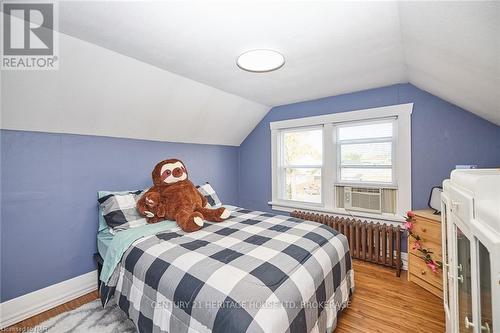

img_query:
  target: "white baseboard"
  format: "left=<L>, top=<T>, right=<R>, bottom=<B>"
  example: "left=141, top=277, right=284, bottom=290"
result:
left=0, top=270, right=98, bottom=329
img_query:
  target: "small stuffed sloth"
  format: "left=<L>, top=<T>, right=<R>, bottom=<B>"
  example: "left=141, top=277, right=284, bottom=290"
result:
left=136, top=159, right=230, bottom=232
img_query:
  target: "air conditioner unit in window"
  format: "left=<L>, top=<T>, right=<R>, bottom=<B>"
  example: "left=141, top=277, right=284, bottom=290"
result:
left=344, top=187, right=382, bottom=214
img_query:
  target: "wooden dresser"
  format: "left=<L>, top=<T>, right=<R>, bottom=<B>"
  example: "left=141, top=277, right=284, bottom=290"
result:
left=407, top=209, right=443, bottom=299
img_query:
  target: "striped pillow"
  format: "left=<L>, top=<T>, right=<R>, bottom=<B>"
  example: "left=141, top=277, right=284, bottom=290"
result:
left=197, top=183, right=222, bottom=207
left=98, top=190, right=147, bottom=232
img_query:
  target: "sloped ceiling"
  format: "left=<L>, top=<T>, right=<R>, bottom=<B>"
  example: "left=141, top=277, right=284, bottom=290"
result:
left=1, top=16, right=269, bottom=146
left=60, top=1, right=500, bottom=124
left=2, top=1, right=499, bottom=147
left=58, top=1, right=407, bottom=107
left=399, top=1, right=499, bottom=125
left=56, top=1, right=499, bottom=125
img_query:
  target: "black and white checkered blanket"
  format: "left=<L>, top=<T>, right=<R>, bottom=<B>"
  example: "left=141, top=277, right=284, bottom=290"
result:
left=102, top=208, right=354, bottom=333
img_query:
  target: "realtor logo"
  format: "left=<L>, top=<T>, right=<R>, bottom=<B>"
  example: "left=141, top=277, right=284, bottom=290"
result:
left=1, top=1, right=59, bottom=70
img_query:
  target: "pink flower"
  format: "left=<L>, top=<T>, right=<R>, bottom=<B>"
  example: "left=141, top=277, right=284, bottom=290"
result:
left=404, top=221, right=414, bottom=231
left=406, top=211, right=415, bottom=218
left=412, top=240, right=421, bottom=251
left=427, top=261, right=437, bottom=273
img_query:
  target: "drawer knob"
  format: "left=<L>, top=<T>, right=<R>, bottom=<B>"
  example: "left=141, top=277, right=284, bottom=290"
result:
left=422, top=228, right=427, bottom=232
left=421, top=270, right=426, bottom=275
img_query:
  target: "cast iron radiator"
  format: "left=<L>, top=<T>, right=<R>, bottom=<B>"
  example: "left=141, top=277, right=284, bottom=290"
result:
left=290, top=210, right=403, bottom=277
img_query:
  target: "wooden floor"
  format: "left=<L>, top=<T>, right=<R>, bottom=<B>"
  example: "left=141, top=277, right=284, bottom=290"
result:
left=5, top=290, right=100, bottom=332
left=6, top=260, right=444, bottom=332
left=336, top=261, right=445, bottom=332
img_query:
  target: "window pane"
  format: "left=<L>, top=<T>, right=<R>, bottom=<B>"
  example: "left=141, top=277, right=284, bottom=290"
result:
left=285, top=168, right=321, bottom=203
left=340, top=142, right=392, bottom=166
left=338, top=122, right=392, bottom=141
left=340, top=168, right=392, bottom=183
left=284, top=129, right=322, bottom=165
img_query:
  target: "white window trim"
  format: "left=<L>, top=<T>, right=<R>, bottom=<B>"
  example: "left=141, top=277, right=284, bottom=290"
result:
left=277, top=125, right=324, bottom=205
left=269, top=103, right=413, bottom=223
left=335, top=117, right=397, bottom=187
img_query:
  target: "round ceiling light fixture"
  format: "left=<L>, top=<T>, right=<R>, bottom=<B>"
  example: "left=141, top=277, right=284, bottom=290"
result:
left=236, top=49, right=285, bottom=73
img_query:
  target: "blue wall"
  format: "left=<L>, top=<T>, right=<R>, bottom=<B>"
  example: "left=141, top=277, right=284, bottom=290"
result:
left=238, top=84, right=500, bottom=212
left=0, top=130, right=239, bottom=302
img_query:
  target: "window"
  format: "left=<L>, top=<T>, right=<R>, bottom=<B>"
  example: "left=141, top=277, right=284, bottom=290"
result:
left=280, top=127, right=322, bottom=203
left=270, top=103, right=412, bottom=222
left=337, top=119, right=395, bottom=185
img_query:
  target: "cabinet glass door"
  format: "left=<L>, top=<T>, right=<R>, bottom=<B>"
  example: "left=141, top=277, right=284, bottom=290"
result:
left=456, top=226, right=473, bottom=332
left=442, top=203, right=450, bottom=308
left=478, top=241, right=492, bottom=332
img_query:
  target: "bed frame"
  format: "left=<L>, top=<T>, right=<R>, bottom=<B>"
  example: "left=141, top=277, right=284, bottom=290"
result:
left=93, top=253, right=104, bottom=291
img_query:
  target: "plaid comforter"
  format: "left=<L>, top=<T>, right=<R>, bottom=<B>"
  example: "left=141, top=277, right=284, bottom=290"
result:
left=102, top=209, right=354, bottom=333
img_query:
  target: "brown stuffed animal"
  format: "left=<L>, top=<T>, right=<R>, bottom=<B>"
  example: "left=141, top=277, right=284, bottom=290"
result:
left=140, top=191, right=165, bottom=224
left=136, top=159, right=230, bottom=232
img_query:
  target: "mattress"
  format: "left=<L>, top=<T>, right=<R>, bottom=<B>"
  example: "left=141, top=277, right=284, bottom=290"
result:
left=97, top=228, right=114, bottom=258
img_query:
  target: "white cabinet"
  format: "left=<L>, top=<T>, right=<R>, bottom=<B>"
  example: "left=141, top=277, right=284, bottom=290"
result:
left=442, top=169, right=500, bottom=333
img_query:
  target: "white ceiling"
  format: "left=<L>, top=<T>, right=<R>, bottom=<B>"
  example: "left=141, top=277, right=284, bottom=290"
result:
left=2, top=1, right=498, bottom=147
left=1, top=21, right=269, bottom=146
left=56, top=1, right=500, bottom=126
left=399, top=1, right=499, bottom=125
left=59, top=1, right=407, bottom=107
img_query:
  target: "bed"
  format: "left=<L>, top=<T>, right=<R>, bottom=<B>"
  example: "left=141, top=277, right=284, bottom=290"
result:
left=98, top=207, right=354, bottom=333
left=97, top=227, right=114, bottom=258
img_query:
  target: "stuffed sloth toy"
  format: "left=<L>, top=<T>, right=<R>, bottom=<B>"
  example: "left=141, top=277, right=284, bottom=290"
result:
left=136, top=159, right=230, bottom=232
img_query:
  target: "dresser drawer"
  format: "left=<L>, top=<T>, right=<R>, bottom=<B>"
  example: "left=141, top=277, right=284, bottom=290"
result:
left=409, top=272, right=443, bottom=299
left=409, top=253, right=443, bottom=291
left=409, top=238, right=442, bottom=261
left=412, top=218, right=442, bottom=245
